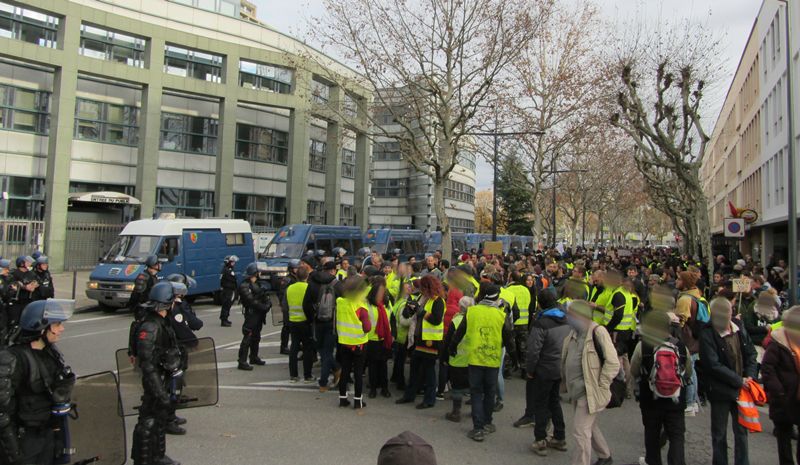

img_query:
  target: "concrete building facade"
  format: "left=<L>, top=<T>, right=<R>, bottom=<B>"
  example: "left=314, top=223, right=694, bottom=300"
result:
left=0, top=0, right=371, bottom=271
left=702, top=0, right=799, bottom=264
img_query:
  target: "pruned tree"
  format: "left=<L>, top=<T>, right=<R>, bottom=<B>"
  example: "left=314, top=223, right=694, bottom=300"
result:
left=610, top=20, right=722, bottom=277
left=308, top=0, right=546, bottom=259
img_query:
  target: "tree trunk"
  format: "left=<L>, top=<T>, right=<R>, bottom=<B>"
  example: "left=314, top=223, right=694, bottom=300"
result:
left=532, top=193, right=543, bottom=246
left=694, top=187, right=715, bottom=280
left=433, top=180, right=451, bottom=260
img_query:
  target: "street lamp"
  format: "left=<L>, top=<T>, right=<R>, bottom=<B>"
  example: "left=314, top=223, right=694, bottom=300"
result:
left=777, top=0, right=797, bottom=305
left=544, top=156, right=587, bottom=249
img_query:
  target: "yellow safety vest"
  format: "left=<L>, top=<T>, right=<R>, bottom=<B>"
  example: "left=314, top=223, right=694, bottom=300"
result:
left=367, top=302, right=390, bottom=341
left=603, top=287, right=635, bottom=330
left=593, top=287, right=614, bottom=324
left=465, top=303, right=506, bottom=368
left=336, top=269, right=347, bottom=281
left=449, top=313, right=470, bottom=368
left=386, top=271, right=400, bottom=300
left=392, top=299, right=409, bottom=344
left=507, top=284, right=531, bottom=326
left=336, top=296, right=368, bottom=346
left=422, top=297, right=445, bottom=341
left=466, top=275, right=480, bottom=298
left=286, top=282, right=308, bottom=323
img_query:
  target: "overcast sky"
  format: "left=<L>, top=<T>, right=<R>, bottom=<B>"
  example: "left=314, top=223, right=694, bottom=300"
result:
left=251, top=0, right=763, bottom=190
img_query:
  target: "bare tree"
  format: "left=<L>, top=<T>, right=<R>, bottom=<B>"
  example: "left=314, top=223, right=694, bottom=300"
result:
left=610, top=20, right=722, bottom=277
left=307, top=0, right=545, bottom=259
left=474, top=189, right=502, bottom=234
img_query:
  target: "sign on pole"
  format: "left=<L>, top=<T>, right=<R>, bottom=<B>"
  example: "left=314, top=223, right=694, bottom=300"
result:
left=483, top=241, right=503, bottom=255
left=732, top=278, right=752, bottom=293
left=723, top=218, right=745, bottom=238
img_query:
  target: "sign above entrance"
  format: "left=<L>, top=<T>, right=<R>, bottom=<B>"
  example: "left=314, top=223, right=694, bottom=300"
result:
left=68, top=191, right=141, bottom=206
left=723, top=218, right=745, bottom=238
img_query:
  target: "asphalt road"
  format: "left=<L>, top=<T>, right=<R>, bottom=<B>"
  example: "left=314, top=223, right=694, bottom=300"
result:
left=58, top=300, right=783, bottom=465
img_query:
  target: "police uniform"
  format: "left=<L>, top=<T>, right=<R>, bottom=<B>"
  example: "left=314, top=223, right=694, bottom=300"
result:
left=33, top=267, right=54, bottom=301
left=237, top=278, right=271, bottom=368
left=218, top=262, right=237, bottom=325
left=130, top=271, right=159, bottom=310
left=9, top=268, right=37, bottom=327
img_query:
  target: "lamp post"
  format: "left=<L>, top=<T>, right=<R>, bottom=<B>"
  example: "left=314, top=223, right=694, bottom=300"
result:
left=543, top=155, right=587, bottom=249
left=777, top=0, right=797, bottom=305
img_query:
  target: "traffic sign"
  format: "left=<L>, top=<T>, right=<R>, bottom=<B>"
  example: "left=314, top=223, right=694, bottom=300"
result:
left=724, top=218, right=745, bottom=238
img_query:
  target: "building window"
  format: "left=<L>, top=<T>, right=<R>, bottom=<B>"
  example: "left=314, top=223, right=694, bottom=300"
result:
left=155, top=188, right=214, bottom=218
left=343, top=93, right=357, bottom=118
left=0, top=2, right=59, bottom=49
left=74, top=99, right=139, bottom=146
left=169, top=0, right=239, bottom=18
left=311, top=80, right=330, bottom=104
left=373, top=141, right=401, bottom=161
left=307, top=200, right=325, bottom=224
left=457, top=151, right=476, bottom=171
left=164, top=44, right=223, bottom=83
left=373, top=178, right=408, bottom=197
left=160, top=112, right=218, bottom=155
left=79, top=23, right=146, bottom=67
left=239, top=60, right=292, bottom=94
left=232, top=193, right=286, bottom=230
left=340, top=204, right=354, bottom=226
left=450, top=217, right=475, bottom=233
left=309, top=139, right=327, bottom=172
left=0, top=84, right=50, bottom=134
left=444, top=179, right=475, bottom=203
left=0, top=176, right=45, bottom=219
left=342, top=148, right=356, bottom=179
left=235, top=123, right=288, bottom=164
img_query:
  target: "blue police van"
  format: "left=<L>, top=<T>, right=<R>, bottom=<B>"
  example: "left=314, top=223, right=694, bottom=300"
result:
left=424, top=231, right=468, bottom=257
left=86, top=218, right=255, bottom=309
left=364, top=228, right=426, bottom=262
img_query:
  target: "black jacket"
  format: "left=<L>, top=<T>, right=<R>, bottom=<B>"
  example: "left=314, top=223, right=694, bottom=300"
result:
left=33, top=269, right=54, bottom=300
left=169, top=300, right=204, bottom=345
left=303, top=270, right=339, bottom=322
left=136, top=312, right=181, bottom=409
left=220, top=264, right=237, bottom=290
left=761, top=328, right=800, bottom=424
left=526, top=309, right=571, bottom=380
left=699, top=322, right=758, bottom=402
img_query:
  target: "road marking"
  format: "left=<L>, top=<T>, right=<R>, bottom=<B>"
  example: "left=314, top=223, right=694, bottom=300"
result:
left=219, top=385, right=321, bottom=393
left=215, top=330, right=282, bottom=351
left=62, top=328, right=128, bottom=340
left=225, top=341, right=281, bottom=349
left=70, top=315, right=125, bottom=324
left=217, top=358, right=288, bottom=369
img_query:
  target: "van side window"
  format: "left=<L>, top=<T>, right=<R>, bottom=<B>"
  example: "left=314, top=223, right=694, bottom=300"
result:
left=351, top=238, right=363, bottom=252
left=315, top=239, right=332, bottom=255
left=225, top=233, right=245, bottom=245
left=332, top=237, right=350, bottom=252
left=159, top=237, right=180, bottom=261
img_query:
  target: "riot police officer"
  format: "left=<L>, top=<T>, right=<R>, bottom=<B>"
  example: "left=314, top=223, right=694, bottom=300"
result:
left=131, top=281, right=182, bottom=465
left=279, top=259, right=301, bottom=355
left=33, top=256, right=54, bottom=301
left=0, top=259, right=13, bottom=341
left=0, top=298, right=76, bottom=465
left=237, top=263, right=271, bottom=371
left=219, top=255, right=238, bottom=327
left=9, top=256, right=38, bottom=328
left=129, top=255, right=161, bottom=310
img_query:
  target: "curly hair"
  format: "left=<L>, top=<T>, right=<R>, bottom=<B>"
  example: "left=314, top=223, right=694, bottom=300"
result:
left=418, top=274, right=445, bottom=300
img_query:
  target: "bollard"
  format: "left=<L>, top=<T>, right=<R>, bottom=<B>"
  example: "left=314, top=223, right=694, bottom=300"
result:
left=71, top=269, right=77, bottom=300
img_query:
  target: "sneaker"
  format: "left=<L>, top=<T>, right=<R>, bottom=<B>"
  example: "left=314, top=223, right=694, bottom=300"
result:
left=289, top=377, right=300, bottom=384
left=483, top=424, right=497, bottom=434
left=319, top=386, right=329, bottom=393
left=303, top=377, right=316, bottom=384
left=547, top=438, right=567, bottom=451
left=684, top=403, right=697, bottom=417
left=445, top=412, right=461, bottom=423
left=493, top=401, right=504, bottom=412
left=592, top=457, right=613, bottom=465
left=237, top=362, right=253, bottom=371
left=530, top=439, right=549, bottom=456
left=415, top=403, right=434, bottom=410
left=513, top=416, right=534, bottom=428
left=467, top=429, right=486, bottom=442
left=436, top=392, right=445, bottom=401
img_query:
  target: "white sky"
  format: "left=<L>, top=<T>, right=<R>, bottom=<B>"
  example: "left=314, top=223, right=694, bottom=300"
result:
left=252, top=0, right=763, bottom=190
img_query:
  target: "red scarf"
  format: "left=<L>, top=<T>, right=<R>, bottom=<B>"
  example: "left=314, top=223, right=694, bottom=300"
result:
left=376, top=302, right=394, bottom=350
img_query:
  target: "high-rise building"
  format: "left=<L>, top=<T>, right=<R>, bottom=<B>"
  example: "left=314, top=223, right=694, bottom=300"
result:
left=239, top=0, right=260, bottom=23
left=702, top=0, right=799, bottom=263
left=0, top=0, right=371, bottom=271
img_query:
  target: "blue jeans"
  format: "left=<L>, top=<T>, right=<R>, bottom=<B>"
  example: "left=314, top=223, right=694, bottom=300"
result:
left=402, top=352, right=437, bottom=406
left=496, top=348, right=505, bottom=402
left=315, top=321, right=336, bottom=387
left=685, top=354, right=699, bottom=406
left=469, top=365, right=499, bottom=430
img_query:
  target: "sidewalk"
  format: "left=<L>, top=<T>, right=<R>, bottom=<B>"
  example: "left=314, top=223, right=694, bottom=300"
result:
left=52, top=270, right=97, bottom=312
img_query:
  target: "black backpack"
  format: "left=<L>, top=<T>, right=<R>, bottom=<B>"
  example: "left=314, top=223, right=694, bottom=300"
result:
left=315, top=282, right=336, bottom=322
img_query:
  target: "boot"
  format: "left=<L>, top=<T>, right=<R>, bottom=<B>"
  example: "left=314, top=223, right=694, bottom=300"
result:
left=249, top=337, right=262, bottom=363
left=353, top=396, right=366, bottom=409
left=156, top=456, right=181, bottom=465
left=237, top=361, right=253, bottom=371
left=165, top=421, right=186, bottom=435
left=156, top=419, right=168, bottom=461
left=445, top=399, right=462, bottom=422
left=249, top=357, right=266, bottom=366
left=221, top=320, right=232, bottom=327
left=132, top=418, right=156, bottom=465
left=238, top=336, right=250, bottom=365
left=173, top=416, right=187, bottom=426
left=339, top=395, right=351, bottom=408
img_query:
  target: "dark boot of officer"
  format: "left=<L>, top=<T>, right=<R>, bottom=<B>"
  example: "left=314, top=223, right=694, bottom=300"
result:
left=238, top=333, right=254, bottom=371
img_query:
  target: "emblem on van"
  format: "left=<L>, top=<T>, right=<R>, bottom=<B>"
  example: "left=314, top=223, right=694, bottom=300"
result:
left=125, top=265, right=139, bottom=276
left=190, top=232, right=198, bottom=243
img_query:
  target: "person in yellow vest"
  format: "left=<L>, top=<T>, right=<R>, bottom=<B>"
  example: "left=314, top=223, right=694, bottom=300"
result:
left=480, top=266, right=516, bottom=411
left=365, top=276, right=393, bottom=399
left=390, top=280, right=415, bottom=390
left=507, top=271, right=534, bottom=379
left=601, top=271, right=636, bottom=398
left=396, top=275, right=446, bottom=409
left=286, top=267, right=315, bottom=383
left=449, top=282, right=513, bottom=442
left=336, top=276, right=372, bottom=409
left=443, top=296, right=475, bottom=423
left=589, top=271, right=614, bottom=324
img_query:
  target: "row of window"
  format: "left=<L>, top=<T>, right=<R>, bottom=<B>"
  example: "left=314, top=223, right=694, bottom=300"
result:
left=232, top=193, right=286, bottom=228
left=373, top=141, right=402, bottom=161
left=444, top=179, right=475, bottom=204
left=75, top=99, right=139, bottom=146
left=373, top=178, right=408, bottom=198
left=450, top=217, right=475, bottom=234
left=0, top=84, right=50, bottom=134
left=0, top=2, right=59, bottom=49
left=309, top=139, right=327, bottom=172
left=307, top=200, right=325, bottom=224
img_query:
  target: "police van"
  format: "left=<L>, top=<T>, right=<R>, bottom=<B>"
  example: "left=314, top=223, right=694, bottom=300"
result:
left=364, top=228, right=426, bottom=263
left=424, top=231, right=468, bottom=257
left=86, top=218, right=255, bottom=309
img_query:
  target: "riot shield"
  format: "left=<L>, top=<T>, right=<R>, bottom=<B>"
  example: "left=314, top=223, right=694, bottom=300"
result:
left=68, top=371, right=127, bottom=465
left=116, top=337, right=219, bottom=416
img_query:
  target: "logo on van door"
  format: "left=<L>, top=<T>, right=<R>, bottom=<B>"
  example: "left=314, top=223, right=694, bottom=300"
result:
left=190, top=232, right=198, bottom=244
left=125, top=265, right=140, bottom=276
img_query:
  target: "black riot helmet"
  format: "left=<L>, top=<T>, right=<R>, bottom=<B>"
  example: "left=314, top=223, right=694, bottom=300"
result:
left=17, top=299, right=75, bottom=343
left=144, top=255, right=159, bottom=268
left=148, top=281, right=175, bottom=309
left=245, top=263, right=260, bottom=278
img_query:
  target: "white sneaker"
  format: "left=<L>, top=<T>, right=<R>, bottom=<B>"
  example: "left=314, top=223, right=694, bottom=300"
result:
left=289, top=377, right=300, bottom=384
left=684, top=403, right=697, bottom=417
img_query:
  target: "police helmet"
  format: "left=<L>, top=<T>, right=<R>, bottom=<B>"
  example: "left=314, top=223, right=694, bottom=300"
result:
left=167, top=273, right=196, bottom=288
left=245, top=262, right=260, bottom=277
left=171, top=282, right=188, bottom=297
left=19, top=299, right=75, bottom=334
left=332, top=247, right=347, bottom=258
left=144, top=255, right=159, bottom=268
left=226, top=255, right=240, bottom=263
left=288, top=259, right=301, bottom=269
left=31, top=251, right=42, bottom=260
left=16, top=255, right=33, bottom=268
left=36, top=255, right=48, bottom=266
left=0, top=259, right=10, bottom=270
left=148, top=281, right=175, bottom=305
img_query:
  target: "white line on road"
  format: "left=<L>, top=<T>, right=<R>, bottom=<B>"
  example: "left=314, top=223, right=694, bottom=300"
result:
left=217, top=358, right=287, bottom=369
left=219, top=385, right=321, bottom=393
left=69, top=315, right=125, bottom=324
left=62, top=327, right=128, bottom=340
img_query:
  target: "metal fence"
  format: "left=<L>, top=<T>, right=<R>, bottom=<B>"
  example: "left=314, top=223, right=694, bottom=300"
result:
left=65, top=222, right=125, bottom=270
left=0, top=220, right=45, bottom=259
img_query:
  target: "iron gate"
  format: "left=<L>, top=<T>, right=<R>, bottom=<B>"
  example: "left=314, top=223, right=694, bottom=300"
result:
left=0, top=220, right=44, bottom=259
left=65, top=222, right=125, bottom=270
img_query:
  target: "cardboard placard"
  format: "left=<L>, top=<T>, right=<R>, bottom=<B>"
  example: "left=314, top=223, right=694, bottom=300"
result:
left=483, top=241, right=503, bottom=255
left=732, top=278, right=751, bottom=293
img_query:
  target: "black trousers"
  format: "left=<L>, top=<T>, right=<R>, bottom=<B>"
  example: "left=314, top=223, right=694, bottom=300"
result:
left=366, top=340, right=388, bottom=390
left=238, top=310, right=263, bottom=363
left=219, top=289, right=235, bottom=321
left=289, top=322, right=314, bottom=379
left=710, top=400, right=749, bottom=465
left=338, top=344, right=366, bottom=399
left=390, top=342, right=408, bottom=387
left=513, top=326, right=528, bottom=371
left=523, top=377, right=536, bottom=418
left=774, top=421, right=800, bottom=465
left=533, top=378, right=565, bottom=442
left=17, top=427, right=55, bottom=465
left=641, top=406, right=686, bottom=465
left=133, top=393, right=168, bottom=465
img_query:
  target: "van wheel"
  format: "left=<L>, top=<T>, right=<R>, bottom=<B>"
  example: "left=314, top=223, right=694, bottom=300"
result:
left=100, top=303, right=117, bottom=314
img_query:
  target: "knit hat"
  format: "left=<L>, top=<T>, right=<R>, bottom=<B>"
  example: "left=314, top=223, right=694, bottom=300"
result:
left=678, top=271, right=698, bottom=288
left=377, top=431, right=437, bottom=465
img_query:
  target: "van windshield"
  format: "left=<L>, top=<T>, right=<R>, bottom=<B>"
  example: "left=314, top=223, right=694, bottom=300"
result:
left=102, top=236, right=160, bottom=263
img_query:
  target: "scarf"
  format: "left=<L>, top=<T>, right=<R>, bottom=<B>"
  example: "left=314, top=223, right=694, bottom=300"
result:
left=375, top=302, right=394, bottom=351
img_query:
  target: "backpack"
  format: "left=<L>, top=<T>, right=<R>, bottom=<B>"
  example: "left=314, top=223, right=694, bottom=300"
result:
left=315, top=282, right=336, bottom=322
left=688, top=295, right=710, bottom=324
left=648, top=339, right=685, bottom=402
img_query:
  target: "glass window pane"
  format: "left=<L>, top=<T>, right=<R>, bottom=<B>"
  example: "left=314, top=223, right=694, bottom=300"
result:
left=106, top=104, right=124, bottom=124
left=76, top=100, right=100, bottom=120
left=12, top=111, right=35, bottom=131
left=14, top=89, right=36, bottom=110
left=76, top=119, right=99, bottom=140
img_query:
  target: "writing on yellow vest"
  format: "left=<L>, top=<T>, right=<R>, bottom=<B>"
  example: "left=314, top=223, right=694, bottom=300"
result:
left=464, top=303, right=506, bottom=368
